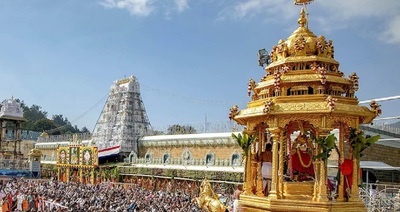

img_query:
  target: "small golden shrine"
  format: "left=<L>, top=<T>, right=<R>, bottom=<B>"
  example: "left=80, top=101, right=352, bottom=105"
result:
left=229, top=1, right=381, bottom=211
left=56, top=134, right=98, bottom=184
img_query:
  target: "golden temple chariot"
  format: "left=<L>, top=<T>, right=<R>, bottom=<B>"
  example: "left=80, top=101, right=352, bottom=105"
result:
left=229, top=1, right=381, bottom=211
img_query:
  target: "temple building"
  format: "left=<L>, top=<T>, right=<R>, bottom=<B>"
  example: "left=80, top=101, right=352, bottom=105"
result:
left=0, top=96, right=26, bottom=159
left=35, top=75, right=245, bottom=184
left=91, top=75, right=151, bottom=159
left=229, top=2, right=381, bottom=211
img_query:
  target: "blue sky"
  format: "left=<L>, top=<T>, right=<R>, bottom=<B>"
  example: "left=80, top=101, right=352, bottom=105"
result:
left=0, top=0, right=399, bottom=131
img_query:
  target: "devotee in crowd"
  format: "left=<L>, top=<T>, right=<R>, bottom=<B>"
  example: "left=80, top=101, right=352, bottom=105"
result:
left=232, top=184, right=242, bottom=212
left=0, top=177, right=236, bottom=212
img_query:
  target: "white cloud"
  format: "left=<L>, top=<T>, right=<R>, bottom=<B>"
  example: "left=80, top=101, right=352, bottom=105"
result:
left=315, top=0, right=400, bottom=20
left=175, top=0, right=189, bottom=12
left=381, top=15, right=400, bottom=44
left=315, top=0, right=400, bottom=45
left=99, top=0, right=190, bottom=17
left=99, top=0, right=154, bottom=16
left=218, top=0, right=298, bottom=21
left=219, top=0, right=400, bottom=45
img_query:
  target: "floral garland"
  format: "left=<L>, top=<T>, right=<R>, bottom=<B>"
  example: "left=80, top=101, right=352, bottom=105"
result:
left=370, top=100, right=382, bottom=116
left=311, top=62, right=326, bottom=84
left=295, top=36, right=306, bottom=51
left=349, top=72, right=359, bottom=91
left=247, top=79, right=254, bottom=97
left=273, top=72, right=281, bottom=92
left=280, top=65, right=290, bottom=74
left=263, top=99, right=274, bottom=114
left=317, top=40, right=327, bottom=53
left=326, top=96, right=337, bottom=111
left=297, top=149, right=312, bottom=168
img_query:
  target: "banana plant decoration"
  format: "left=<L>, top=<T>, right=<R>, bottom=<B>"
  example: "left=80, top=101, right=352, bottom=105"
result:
left=349, top=128, right=380, bottom=160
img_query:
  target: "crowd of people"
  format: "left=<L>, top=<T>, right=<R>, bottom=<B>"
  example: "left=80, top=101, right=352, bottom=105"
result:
left=0, top=178, right=237, bottom=212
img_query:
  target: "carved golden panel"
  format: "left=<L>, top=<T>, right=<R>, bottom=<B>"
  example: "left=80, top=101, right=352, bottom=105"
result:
left=275, top=102, right=327, bottom=113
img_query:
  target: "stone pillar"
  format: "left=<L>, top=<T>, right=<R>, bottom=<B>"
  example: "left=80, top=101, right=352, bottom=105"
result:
left=268, top=128, right=281, bottom=199
left=0, top=121, right=2, bottom=150
left=16, top=122, right=21, bottom=157
left=1, top=121, right=5, bottom=145
left=13, top=122, right=17, bottom=159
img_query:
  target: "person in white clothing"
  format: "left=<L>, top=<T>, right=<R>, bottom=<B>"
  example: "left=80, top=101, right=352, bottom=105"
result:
left=261, top=143, right=273, bottom=196
left=232, top=184, right=243, bottom=212
left=17, top=193, right=24, bottom=211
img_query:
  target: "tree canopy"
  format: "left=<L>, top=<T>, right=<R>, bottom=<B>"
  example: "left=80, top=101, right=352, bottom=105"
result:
left=167, top=124, right=197, bottom=135
left=13, top=99, right=89, bottom=135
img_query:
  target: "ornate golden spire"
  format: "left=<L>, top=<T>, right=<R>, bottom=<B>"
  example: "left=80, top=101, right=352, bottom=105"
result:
left=298, top=8, right=307, bottom=28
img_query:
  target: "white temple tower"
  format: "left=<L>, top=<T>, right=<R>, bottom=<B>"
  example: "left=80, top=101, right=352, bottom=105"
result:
left=91, top=76, right=151, bottom=158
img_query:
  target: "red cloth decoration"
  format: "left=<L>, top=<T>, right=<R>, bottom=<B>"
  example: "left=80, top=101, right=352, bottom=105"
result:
left=340, top=159, right=353, bottom=175
left=340, top=159, right=353, bottom=193
left=291, top=150, right=314, bottom=176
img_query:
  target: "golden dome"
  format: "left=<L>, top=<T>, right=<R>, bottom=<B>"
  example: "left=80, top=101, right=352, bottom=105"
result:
left=268, top=8, right=337, bottom=70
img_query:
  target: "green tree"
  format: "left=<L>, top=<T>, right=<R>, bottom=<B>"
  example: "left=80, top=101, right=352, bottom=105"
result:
left=34, top=118, right=57, bottom=132
left=52, top=114, right=68, bottom=126
left=81, top=127, right=90, bottom=133
left=167, top=124, right=197, bottom=135
left=22, top=105, right=48, bottom=131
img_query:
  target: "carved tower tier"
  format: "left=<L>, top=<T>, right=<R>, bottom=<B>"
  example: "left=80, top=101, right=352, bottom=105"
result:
left=91, top=76, right=151, bottom=158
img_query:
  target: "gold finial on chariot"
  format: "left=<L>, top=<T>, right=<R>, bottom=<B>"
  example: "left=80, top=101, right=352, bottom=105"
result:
left=294, top=0, right=314, bottom=5
left=298, top=8, right=307, bottom=27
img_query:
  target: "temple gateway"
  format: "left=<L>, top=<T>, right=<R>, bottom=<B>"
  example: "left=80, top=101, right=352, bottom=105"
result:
left=230, top=2, right=381, bottom=211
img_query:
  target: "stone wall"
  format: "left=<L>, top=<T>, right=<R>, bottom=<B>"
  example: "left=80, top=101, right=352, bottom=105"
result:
left=140, top=146, right=242, bottom=161
left=362, top=144, right=400, bottom=167
left=361, top=143, right=400, bottom=183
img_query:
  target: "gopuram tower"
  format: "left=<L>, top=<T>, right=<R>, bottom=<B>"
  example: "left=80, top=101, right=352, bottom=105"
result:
left=92, top=75, right=151, bottom=159
left=229, top=1, right=381, bottom=211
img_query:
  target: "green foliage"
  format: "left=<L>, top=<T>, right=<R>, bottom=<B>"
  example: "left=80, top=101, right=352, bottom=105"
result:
left=22, top=104, right=48, bottom=131
left=231, top=132, right=256, bottom=157
left=314, top=134, right=337, bottom=164
left=167, top=124, right=197, bottom=135
left=34, top=118, right=57, bottom=132
left=16, top=101, right=89, bottom=134
left=349, top=128, right=380, bottom=159
left=81, top=127, right=90, bottom=133
left=112, top=167, right=119, bottom=179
